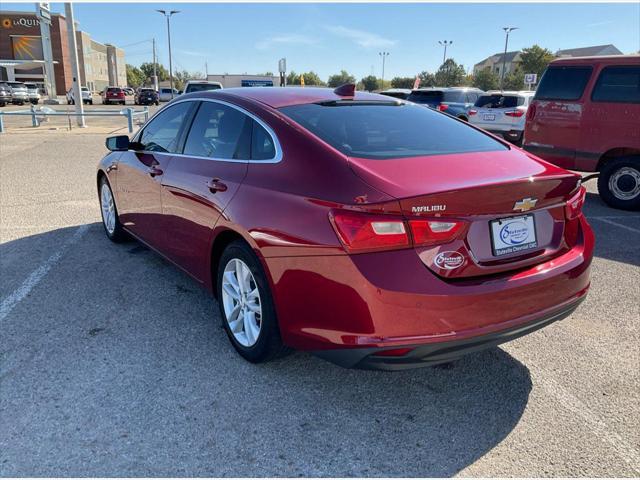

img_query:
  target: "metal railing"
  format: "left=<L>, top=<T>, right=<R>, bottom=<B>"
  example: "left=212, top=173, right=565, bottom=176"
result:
left=0, top=105, right=150, bottom=133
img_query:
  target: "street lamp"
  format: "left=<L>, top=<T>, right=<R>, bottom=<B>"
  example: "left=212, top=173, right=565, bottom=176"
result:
left=156, top=9, right=180, bottom=99
left=438, top=40, right=453, bottom=65
left=379, top=52, right=389, bottom=88
left=500, top=27, right=518, bottom=90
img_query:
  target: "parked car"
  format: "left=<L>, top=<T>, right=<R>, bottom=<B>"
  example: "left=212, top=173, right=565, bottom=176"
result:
left=97, top=85, right=593, bottom=370
left=524, top=55, right=640, bottom=210
left=123, top=87, right=135, bottom=96
left=7, top=82, right=28, bottom=105
left=378, top=88, right=411, bottom=100
left=158, top=87, right=180, bottom=102
left=0, top=82, right=11, bottom=106
left=183, top=80, right=223, bottom=94
left=468, top=91, right=535, bottom=145
left=407, top=87, right=483, bottom=120
left=134, top=87, right=159, bottom=105
left=101, top=86, right=125, bottom=105
left=67, top=86, right=93, bottom=105
left=24, top=83, right=41, bottom=105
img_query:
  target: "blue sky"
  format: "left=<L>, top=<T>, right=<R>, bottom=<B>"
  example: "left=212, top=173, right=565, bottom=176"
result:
left=3, top=2, right=639, bottom=80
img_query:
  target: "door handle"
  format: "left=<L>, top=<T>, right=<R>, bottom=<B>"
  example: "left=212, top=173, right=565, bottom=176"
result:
left=148, top=166, right=163, bottom=177
left=207, top=178, right=228, bottom=193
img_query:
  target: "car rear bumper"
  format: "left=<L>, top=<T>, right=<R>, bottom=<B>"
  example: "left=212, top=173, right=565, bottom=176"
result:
left=314, top=295, right=584, bottom=370
left=266, top=215, right=593, bottom=360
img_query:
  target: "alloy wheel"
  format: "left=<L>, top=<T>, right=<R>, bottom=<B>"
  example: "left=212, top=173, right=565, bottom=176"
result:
left=221, top=258, right=262, bottom=347
left=609, top=166, right=640, bottom=200
left=100, top=183, right=116, bottom=234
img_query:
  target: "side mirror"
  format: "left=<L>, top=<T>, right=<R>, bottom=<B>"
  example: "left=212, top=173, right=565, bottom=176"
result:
left=105, top=135, right=130, bottom=151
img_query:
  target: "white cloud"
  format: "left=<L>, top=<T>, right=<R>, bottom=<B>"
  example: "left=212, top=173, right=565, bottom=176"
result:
left=325, top=25, right=396, bottom=49
left=255, top=34, right=318, bottom=51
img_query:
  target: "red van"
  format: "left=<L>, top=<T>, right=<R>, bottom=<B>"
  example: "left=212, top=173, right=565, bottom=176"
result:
left=524, top=55, right=640, bottom=210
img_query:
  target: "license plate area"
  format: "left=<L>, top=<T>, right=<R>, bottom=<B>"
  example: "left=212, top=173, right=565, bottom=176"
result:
left=483, top=113, right=496, bottom=121
left=490, top=214, right=538, bottom=257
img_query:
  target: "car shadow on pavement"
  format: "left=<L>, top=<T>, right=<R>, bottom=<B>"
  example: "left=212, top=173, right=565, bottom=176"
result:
left=1, top=224, right=532, bottom=477
left=583, top=193, right=640, bottom=267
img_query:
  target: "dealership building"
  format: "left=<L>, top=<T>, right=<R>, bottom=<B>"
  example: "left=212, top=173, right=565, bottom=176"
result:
left=0, top=10, right=125, bottom=95
left=206, top=74, right=281, bottom=88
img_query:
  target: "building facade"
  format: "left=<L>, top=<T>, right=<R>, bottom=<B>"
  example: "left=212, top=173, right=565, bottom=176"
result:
left=0, top=9, right=125, bottom=95
left=206, top=74, right=280, bottom=88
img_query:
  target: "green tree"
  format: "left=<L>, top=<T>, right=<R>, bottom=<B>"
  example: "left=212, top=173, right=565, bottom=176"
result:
left=519, top=45, right=555, bottom=80
left=473, top=68, right=499, bottom=91
left=327, top=70, right=356, bottom=87
left=126, top=64, right=144, bottom=88
left=503, top=69, right=525, bottom=90
left=360, top=75, right=379, bottom=91
left=391, top=76, right=415, bottom=89
left=139, top=62, right=169, bottom=84
left=434, top=59, right=467, bottom=87
left=286, top=70, right=325, bottom=86
left=173, top=70, right=203, bottom=91
left=417, top=71, right=436, bottom=88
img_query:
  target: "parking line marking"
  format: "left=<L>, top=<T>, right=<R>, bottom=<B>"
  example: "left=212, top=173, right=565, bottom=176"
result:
left=591, top=217, right=640, bottom=234
left=540, top=376, right=640, bottom=474
left=0, top=224, right=89, bottom=324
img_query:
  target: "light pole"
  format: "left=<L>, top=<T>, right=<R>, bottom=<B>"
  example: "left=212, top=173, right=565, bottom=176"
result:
left=501, top=27, right=518, bottom=90
left=156, top=9, right=180, bottom=99
left=438, top=40, right=453, bottom=65
left=379, top=52, right=389, bottom=88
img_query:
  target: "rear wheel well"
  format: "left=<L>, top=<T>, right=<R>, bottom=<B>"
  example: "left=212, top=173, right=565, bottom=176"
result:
left=96, top=170, right=106, bottom=191
left=597, top=148, right=640, bottom=171
left=210, top=229, right=248, bottom=297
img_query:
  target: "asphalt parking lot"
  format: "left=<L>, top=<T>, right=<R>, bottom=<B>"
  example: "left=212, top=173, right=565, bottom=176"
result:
left=0, top=128, right=638, bottom=476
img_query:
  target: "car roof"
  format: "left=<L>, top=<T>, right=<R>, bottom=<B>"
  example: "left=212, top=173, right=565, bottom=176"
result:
left=550, top=54, right=640, bottom=66
left=485, top=90, right=535, bottom=96
left=410, top=87, right=480, bottom=92
left=184, top=86, right=389, bottom=108
left=380, top=88, right=411, bottom=93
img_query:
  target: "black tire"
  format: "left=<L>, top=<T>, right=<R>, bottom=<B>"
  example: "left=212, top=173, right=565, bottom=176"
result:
left=216, top=240, right=290, bottom=363
left=597, top=157, right=640, bottom=211
left=98, top=176, right=128, bottom=242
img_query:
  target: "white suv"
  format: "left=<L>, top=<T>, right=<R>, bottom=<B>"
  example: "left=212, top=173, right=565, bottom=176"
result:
left=66, top=86, right=93, bottom=105
left=468, top=90, right=534, bottom=145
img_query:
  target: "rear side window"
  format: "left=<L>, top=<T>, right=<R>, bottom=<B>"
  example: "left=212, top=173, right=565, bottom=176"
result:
left=139, top=102, right=193, bottom=153
left=279, top=102, right=507, bottom=160
left=251, top=121, right=276, bottom=160
left=535, top=66, right=592, bottom=101
left=407, top=90, right=443, bottom=105
left=183, top=102, right=252, bottom=160
left=591, top=66, right=640, bottom=103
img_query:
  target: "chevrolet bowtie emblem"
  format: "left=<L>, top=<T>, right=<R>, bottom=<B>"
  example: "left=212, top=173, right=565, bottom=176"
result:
left=514, top=197, right=538, bottom=212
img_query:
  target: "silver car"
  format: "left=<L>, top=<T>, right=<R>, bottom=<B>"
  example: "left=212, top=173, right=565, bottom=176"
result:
left=158, top=87, right=179, bottom=102
left=7, top=82, right=29, bottom=105
left=24, top=83, right=41, bottom=105
left=0, top=82, right=11, bottom=106
left=468, top=90, right=535, bottom=145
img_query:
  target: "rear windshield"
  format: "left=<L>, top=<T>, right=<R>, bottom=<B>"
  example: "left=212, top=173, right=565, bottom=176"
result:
left=8, top=82, right=25, bottom=88
left=535, top=66, right=592, bottom=101
left=81, top=87, right=89, bottom=91
left=140, top=89, right=155, bottom=93
left=107, top=88, right=122, bottom=93
left=379, top=91, right=409, bottom=100
left=475, top=94, right=524, bottom=108
left=279, top=102, right=508, bottom=160
left=185, top=83, right=221, bottom=93
left=407, top=90, right=443, bottom=105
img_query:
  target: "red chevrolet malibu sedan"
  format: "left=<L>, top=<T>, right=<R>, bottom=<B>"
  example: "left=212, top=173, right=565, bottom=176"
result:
left=97, top=85, right=594, bottom=370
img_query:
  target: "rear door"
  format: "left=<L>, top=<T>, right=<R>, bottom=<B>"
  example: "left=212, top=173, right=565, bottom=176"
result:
left=116, top=101, right=196, bottom=245
left=525, top=65, right=593, bottom=169
left=160, top=100, right=254, bottom=281
left=579, top=64, right=640, bottom=171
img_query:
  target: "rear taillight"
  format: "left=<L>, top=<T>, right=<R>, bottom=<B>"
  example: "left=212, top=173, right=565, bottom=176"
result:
left=504, top=110, right=525, bottom=117
left=437, top=104, right=449, bottom=112
left=526, top=104, right=537, bottom=121
left=331, top=211, right=409, bottom=253
left=468, top=109, right=477, bottom=116
left=565, top=186, right=586, bottom=220
left=409, top=220, right=466, bottom=247
left=373, top=347, right=413, bottom=357
left=330, top=211, right=465, bottom=253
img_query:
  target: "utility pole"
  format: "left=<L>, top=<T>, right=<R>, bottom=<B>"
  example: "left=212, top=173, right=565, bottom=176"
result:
left=36, top=2, right=59, bottom=103
left=64, top=3, right=85, bottom=127
left=205, top=61, right=208, bottom=78
left=438, top=40, right=453, bottom=65
left=379, top=52, right=389, bottom=88
left=152, top=37, right=158, bottom=91
left=501, top=27, right=518, bottom=90
left=156, top=9, right=180, bottom=99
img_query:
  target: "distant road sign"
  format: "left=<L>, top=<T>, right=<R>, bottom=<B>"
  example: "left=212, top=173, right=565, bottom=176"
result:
left=525, top=73, right=537, bottom=85
left=278, top=58, right=286, bottom=74
left=38, top=2, right=51, bottom=21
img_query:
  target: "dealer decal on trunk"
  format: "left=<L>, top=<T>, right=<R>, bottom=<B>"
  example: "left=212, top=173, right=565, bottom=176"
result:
left=434, top=251, right=465, bottom=270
